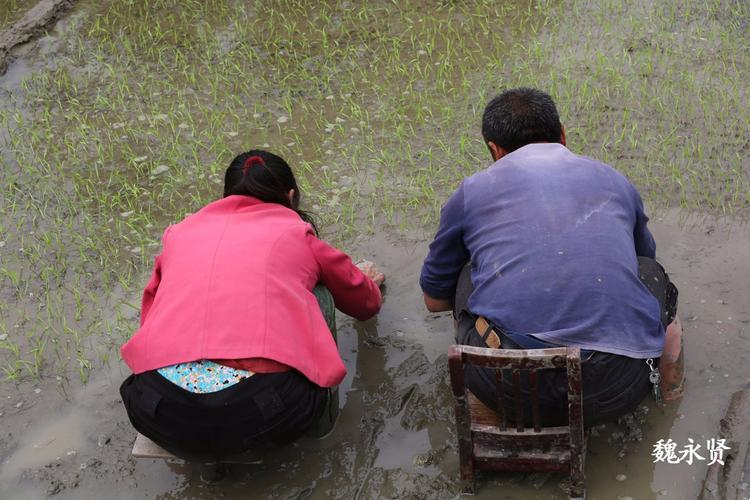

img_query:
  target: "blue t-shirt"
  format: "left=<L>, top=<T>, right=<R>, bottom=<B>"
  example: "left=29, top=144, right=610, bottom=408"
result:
left=420, top=143, right=664, bottom=359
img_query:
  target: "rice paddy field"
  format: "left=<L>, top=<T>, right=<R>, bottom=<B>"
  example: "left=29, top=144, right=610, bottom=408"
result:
left=0, top=0, right=749, bottom=498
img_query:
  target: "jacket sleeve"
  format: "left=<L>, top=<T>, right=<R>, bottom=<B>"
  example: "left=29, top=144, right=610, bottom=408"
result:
left=307, top=233, right=382, bottom=321
left=140, top=226, right=171, bottom=326
left=420, top=182, right=470, bottom=299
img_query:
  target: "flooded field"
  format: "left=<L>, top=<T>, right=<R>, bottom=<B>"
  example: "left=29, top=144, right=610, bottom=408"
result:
left=1, top=0, right=749, bottom=499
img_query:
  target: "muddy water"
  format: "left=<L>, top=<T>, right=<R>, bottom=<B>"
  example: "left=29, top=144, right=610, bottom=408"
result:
left=0, top=209, right=747, bottom=499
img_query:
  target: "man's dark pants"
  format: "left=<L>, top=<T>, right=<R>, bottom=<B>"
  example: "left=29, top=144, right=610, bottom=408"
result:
left=454, top=257, right=678, bottom=427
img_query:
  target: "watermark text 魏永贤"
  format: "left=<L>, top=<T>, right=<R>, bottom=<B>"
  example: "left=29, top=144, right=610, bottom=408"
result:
left=652, top=438, right=730, bottom=465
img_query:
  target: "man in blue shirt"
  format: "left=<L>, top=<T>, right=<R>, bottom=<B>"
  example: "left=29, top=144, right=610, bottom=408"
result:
left=421, top=88, right=684, bottom=424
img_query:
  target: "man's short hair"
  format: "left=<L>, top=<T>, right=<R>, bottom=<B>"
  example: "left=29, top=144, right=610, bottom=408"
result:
left=481, top=88, right=562, bottom=153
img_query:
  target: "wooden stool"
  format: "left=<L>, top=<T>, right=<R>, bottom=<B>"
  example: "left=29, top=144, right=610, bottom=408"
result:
left=131, top=432, right=265, bottom=464
left=448, top=345, right=586, bottom=499
left=132, top=433, right=178, bottom=460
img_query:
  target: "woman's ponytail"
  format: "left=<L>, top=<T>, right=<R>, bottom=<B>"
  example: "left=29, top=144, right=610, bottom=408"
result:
left=242, top=155, right=266, bottom=175
left=224, top=150, right=318, bottom=234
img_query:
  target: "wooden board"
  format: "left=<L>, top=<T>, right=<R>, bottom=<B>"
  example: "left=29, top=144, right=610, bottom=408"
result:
left=132, top=433, right=177, bottom=459
left=131, top=433, right=264, bottom=464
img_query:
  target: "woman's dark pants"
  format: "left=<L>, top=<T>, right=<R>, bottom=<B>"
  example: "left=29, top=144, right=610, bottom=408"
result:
left=120, top=285, right=337, bottom=461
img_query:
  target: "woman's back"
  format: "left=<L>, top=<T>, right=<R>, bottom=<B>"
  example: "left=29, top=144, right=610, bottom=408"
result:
left=121, top=195, right=363, bottom=387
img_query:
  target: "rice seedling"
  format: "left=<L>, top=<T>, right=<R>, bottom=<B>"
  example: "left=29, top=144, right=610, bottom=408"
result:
left=0, top=0, right=748, bottom=387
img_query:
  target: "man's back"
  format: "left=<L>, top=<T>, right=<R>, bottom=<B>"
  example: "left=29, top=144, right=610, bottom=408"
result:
left=421, top=143, right=664, bottom=358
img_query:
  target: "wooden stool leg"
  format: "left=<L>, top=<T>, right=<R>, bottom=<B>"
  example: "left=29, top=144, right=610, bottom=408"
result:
left=572, top=429, right=590, bottom=499
left=569, top=480, right=585, bottom=499
left=450, top=347, right=476, bottom=495
left=459, top=457, right=475, bottom=494
left=456, top=399, right=475, bottom=494
left=567, top=350, right=585, bottom=499
left=569, top=460, right=585, bottom=499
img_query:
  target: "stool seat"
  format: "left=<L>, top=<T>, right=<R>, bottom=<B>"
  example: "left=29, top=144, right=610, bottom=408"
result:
left=131, top=433, right=264, bottom=464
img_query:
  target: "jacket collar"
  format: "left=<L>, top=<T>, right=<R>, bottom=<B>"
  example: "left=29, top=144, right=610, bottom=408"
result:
left=200, top=195, right=265, bottom=214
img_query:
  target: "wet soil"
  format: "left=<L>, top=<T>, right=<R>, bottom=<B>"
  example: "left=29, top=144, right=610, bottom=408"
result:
left=0, top=0, right=71, bottom=74
left=1, top=210, right=749, bottom=499
left=0, top=0, right=37, bottom=31
left=700, top=387, right=750, bottom=500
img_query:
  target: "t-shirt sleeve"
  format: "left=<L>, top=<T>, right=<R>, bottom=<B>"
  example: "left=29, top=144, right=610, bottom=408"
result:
left=307, top=233, right=382, bottom=321
left=631, top=185, right=656, bottom=258
left=141, top=225, right=171, bottom=325
left=420, top=182, right=470, bottom=299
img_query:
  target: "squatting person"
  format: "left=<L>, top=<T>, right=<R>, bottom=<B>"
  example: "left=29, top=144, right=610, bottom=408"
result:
left=420, top=88, right=684, bottom=425
left=120, top=150, right=384, bottom=459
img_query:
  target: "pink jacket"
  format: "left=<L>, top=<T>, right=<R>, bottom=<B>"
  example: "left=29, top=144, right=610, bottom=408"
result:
left=120, top=195, right=382, bottom=387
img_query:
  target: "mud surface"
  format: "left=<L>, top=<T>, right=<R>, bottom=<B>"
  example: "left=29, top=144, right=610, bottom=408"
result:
left=0, top=210, right=748, bottom=499
left=700, top=388, right=750, bottom=500
left=0, top=0, right=37, bottom=31
left=0, top=0, right=72, bottom=75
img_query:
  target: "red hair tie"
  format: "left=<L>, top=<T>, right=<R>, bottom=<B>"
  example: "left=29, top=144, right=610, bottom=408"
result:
left=243, top=155, right=265, bottom=175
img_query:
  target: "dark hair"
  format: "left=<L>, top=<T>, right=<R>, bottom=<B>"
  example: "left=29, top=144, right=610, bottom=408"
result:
left=481, top=87, right=563, bottom=153
left=224, top=149, right=317, bottom=233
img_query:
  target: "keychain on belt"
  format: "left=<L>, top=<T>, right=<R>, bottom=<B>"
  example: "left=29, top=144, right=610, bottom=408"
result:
left=646, top=358, right=662, bottom=406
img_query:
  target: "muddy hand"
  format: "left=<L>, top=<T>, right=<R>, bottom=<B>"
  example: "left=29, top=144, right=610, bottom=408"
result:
left=356, top=260, right=385, bottom=287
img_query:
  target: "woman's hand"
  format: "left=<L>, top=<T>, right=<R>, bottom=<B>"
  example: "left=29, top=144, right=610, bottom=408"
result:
left=356, top=260, right=385, bottom=287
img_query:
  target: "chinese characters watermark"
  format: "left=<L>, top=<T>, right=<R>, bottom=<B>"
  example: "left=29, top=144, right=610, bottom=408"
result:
left=652, top=438, right=730, bottom=465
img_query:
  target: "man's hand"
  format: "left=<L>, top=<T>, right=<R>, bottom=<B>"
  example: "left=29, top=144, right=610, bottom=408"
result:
left=356, top=260, right=385, bottom=287
left=423, top=293, right=452, bottom=312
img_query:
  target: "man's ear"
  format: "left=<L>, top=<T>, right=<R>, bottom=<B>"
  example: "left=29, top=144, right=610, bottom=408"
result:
left=487, top=141, right=508, bottom=162
left=560, top=125, right=566, bottom=146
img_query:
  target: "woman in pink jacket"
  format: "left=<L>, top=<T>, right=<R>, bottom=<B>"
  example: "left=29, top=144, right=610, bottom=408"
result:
left=120, top=150, right=384, bottom=459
